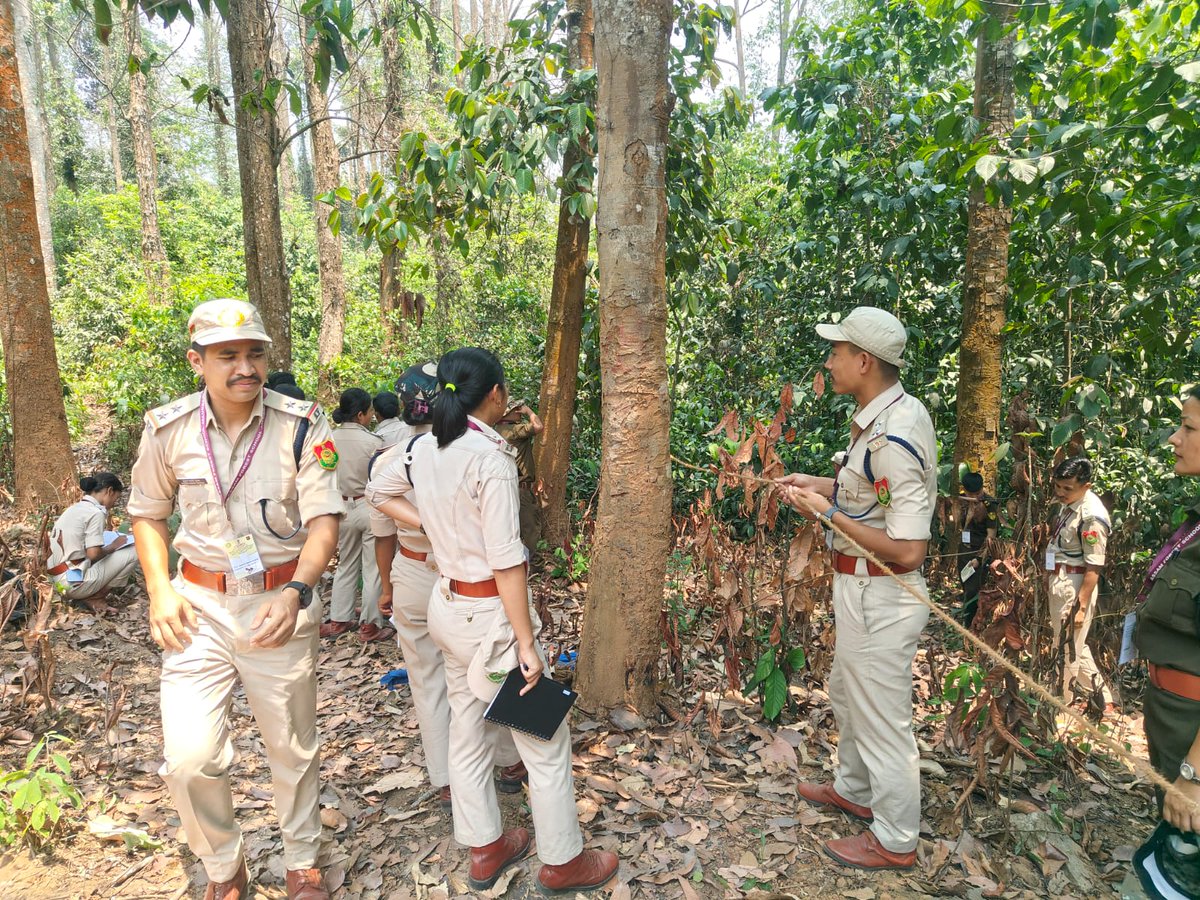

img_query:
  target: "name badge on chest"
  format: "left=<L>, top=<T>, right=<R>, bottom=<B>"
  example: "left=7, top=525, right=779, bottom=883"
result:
left=224, top=534, right=266, bottom=579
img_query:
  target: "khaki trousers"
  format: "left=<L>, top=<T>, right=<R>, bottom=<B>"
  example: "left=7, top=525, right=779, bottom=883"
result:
left=427, top=585, right=582, bottom=864
left=1049, top=569, right=1113, bottom=704
left=330, top=498, right=383, bottom=626
left=56, top=545, right=140, bottom=600
left=159, top=575, right=323, bottom=883
left=829, top=571, right=929, bottom=853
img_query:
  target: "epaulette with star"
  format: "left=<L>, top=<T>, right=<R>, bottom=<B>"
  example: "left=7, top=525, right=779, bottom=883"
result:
left=145, top=392, right=202, bottom=431
left=264, top=391, right=322, bottom=421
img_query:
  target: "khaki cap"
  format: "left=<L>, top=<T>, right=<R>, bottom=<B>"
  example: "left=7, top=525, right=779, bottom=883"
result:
left=187, top=299, right=273, bottom=346
left=816, top=306, right=907, bottom=368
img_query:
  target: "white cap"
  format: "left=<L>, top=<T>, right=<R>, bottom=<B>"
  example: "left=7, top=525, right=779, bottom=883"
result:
left=187, top=299, right=272, bottom=346
left=816, top=307, right=907, bottom=368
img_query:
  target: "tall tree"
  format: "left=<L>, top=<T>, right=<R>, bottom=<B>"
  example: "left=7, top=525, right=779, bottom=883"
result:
left=534, top=0, right=593, bottom=551
left=126, top=10, right=169, bottom=302
left=0, top=0, right=76, bottom=507
left=270, top=17, right=297, bottom=200
left=203, top=12, right=230, bottom=192
left=226, top=0, right=292, bottom=368
left=102, top=34, right=124, bottom=189
left=952, top=0, right=1015, bottom=488
left=10, top=0, right=55, bottom=288
left=301, top=9, right=347, bottom=404
left=576, top=0, right=673, bottom=713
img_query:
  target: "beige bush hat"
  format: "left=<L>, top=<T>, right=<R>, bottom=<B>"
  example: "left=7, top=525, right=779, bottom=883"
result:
left=187, top=298, right=272, bottom=346
left=816, top=306, right=907, bottom=368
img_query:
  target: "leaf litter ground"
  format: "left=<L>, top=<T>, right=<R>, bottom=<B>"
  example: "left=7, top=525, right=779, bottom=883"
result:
left=0, top=564, right=1159, bottom=900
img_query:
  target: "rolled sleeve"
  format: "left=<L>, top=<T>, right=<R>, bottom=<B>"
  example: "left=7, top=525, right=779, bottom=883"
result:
left=369, top=504, right=398, bottom=539
left=1081, top=518, right=1108, bottom=567
left=296, top=415, right=345, bottom=523
left=875, top=443, right=933, bottom=541
left=478, top=457, right=525, bottom=570
left=365, top=447, right=414, bottom=509
left=128, top=424, right=177, bottom=521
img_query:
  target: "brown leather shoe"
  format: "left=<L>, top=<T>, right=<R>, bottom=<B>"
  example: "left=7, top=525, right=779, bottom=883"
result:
left=537, top=849, right=619, bottom=895
left=468, top=827, right=532, bottom=891
left=203, top=858, right=249, bottom=900
left=285, top=867, right=330, bottom=900
left=319, top=620, right=353, bottom=638
left=823, top=831, right=916, bottom=870
left=496, top=760, right=528, bottom=793
left=798, top=781, right=873, bottom=822
left=358, top=622, right=397, bottom=642
left=438, top=784, right=451, bottom=810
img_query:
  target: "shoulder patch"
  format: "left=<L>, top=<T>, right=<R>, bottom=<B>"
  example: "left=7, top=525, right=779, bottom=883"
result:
left=867, top=435, right=890, bottom=453
left=146, top=392, right=202, bottom=430
left=264, top=391, right=320, bottom=421
left=312, top=439, right=339, bottom=470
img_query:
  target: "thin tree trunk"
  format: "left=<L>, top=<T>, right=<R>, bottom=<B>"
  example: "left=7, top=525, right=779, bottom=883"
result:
left=379, top=0, right=409, bottom=348
left=776, top=0, right=789, bottom=87
left=103, top=37, right=124, bottom=189
left=733, top=0, right=745, bottom=94
left=204, top=13, right=230, bottom=193
left=226, top=0, right=292, bottom=368
left=952, top=0, right=1015, bottom=490
left=11, top=0, right=55, bottom=289
left=534, top=0, right=593, bottom=552
left=270, top=16, right=296, bottom=201
left=126, top=11, right=169, bottom=302
left=470, top=0, right=479, bottom=37
left=301, top=12, right=346, bottom=405
left=451, top=0, right=462, bottom=84
left=426, top=0, right=442, bottom=86
left=0, top=0, right=76, bottom=508
left=576, top=0, right=673, bottom=714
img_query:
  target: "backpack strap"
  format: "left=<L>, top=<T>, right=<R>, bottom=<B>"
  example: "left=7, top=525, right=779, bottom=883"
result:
left=403, top=433, right=425, bottom=485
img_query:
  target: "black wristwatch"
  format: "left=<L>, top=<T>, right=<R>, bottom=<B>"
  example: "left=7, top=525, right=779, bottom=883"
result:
left=283, top=580, right=313, bottom=609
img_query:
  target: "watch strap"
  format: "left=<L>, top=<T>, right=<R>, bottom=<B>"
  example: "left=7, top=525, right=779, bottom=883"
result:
left=284, top=580, right=313, bottom=609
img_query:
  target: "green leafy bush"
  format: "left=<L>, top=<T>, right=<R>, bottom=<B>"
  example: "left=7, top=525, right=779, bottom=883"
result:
left=0, top=733, right=83, bottom=850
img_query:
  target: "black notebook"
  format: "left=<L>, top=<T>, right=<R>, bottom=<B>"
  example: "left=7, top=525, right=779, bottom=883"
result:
left=483, top=667, right=577, bottom=741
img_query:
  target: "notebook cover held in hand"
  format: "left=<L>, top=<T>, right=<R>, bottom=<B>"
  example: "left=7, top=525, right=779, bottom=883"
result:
left=483, top=667, right=577, bottom=741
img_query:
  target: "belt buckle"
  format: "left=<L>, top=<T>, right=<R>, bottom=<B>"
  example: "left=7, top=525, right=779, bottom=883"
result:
left=226, top=572, right=266, bottom=596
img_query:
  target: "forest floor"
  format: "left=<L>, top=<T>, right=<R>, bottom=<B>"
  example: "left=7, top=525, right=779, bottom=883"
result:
left=0, top=520, right=1160, bottom=900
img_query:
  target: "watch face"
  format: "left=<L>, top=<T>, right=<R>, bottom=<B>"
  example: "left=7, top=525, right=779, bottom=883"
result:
left=1183, top=762, right=1196, bottom=782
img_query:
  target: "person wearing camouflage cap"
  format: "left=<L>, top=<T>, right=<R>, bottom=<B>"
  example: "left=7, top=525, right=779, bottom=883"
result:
left=128, top=298, right=343, bottom=900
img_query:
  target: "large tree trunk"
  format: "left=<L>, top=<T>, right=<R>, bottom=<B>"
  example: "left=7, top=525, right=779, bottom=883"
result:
left=0, top=0, right=76, bottom=508
left=204, top=13, right=231, bottom=193
left=226, top=0, right=292, bottom=369
left=11, top=0, right=55, bottom=290
left=534, top=0, right=593, bottom=552
left=301, top=14, right=346, bottom=406
left=952, top=0, right=1015, bottom=490
left=126, top=11, right=169, bottom=303
left=576, top=0, right=673, bottom=714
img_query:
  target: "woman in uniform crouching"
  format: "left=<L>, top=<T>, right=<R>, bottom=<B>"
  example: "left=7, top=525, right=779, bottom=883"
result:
left=369, top=348, right=618, bottom=894
left=46, top=473, right=140, bottom=613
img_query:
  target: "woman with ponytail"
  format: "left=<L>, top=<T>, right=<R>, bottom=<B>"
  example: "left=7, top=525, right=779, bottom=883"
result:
left=47, top=472, right=140, bottom=613
left=368, top=348, right=618, bottom=894
left=321, top=388, right=392, bottom=642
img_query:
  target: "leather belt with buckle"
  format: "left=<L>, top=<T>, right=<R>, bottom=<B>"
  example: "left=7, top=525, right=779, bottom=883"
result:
left=399, top=544, right=428, bottom=563
left=832, top=550, right=917, bottom=577
left=448, top=562, right=528, bottom=599
left=180, top=558, right=299, bottom=596
left=1150, top=663, right=1200, bottom=703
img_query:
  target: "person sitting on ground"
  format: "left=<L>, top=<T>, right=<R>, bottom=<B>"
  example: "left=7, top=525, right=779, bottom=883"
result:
left=494, top=399, right=544, bottom=552
left=267, top=371, right=306, bottom=401
left=321, top=388, right=391, bottom=642
left=47, top=473, right=141, bottom=615
left=373, top=390, right=405, bottom=450
left=956, top=471, right=998, bottom=625
left=1046, top=456, right=1115, bottom=713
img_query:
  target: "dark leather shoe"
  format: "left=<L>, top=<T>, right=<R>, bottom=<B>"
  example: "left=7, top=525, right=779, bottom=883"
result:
left=438, top=784, right=451, bottom=810
left=359, top=622, right=396, bottom=642
left=285, top=868, right=330, bottom=900
left=468, top=827, right=532, bottom=891
left=496, top=760, right=528, bottom=793
left=203, top=859, right=249, bottom=900
left=319, top=620, right=353, bottom=638
left=823, top=831, right=916, bottom=870
left=798, top=781, right=873, bottom=822
left=537, top=849, right=619, bottom=894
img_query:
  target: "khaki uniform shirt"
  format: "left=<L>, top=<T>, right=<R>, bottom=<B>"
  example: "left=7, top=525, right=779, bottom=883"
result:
left=47, top=496, right=107, bottom=569
left=366, top=415, right=523, bottom=582
left=374, top=417, right=406, bottom=451
left=128, top=390, right=344, bottom=572
left=1051, top=489, right=1109, bottom=567
left=333, top=422, right=382, bottom=498
left=831, top=382, right=938, bottom=552
left=366, top=422, right=433, bottom=556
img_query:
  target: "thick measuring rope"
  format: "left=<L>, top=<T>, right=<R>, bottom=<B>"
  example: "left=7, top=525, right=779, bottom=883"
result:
left=672, top=454, right=1192, bottom=809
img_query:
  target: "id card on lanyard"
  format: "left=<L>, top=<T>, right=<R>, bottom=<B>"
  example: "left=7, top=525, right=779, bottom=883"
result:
left=200, top=391, right=268, bottom=577
left=1046, top=509, right=1071, bottom=570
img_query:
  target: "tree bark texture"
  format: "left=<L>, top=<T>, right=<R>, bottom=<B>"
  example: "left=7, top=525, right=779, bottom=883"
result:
left=126, top=12, right=169, bottom=302
left=952, top=0, right=1015, bottom=490
left=378, top=0, right=410, bottom=349
left=103, top=36, right=124, bottom=190
left=534, top=0, right=593, bottom=552
left=270, top=17, right=296, bottom=200
left=204, top=13, right=231, bottom=193
left=301, top=18, right=347, bottom=406
left=0, top=0, right=77, bottom=507
left=576, top=0, right=673, bottom=714
left=10, top=0, right=54, bottom=290
left=451, top=0, right=462, bottom=84
left=226, top=0, right=292, bottom=369
left=733, top=0, right=745, bottom=93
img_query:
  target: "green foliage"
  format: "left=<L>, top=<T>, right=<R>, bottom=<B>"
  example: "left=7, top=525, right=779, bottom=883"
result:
left=0, top=733, right=83, bottom=851
left=745, top=645, right=805, bottom=721
left=549, top=532, right=590, bottom=582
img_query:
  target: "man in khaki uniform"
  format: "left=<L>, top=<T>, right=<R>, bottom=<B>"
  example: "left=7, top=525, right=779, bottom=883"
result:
left=129, top=299, right=342, bottom=900
left=1047, top=456, right=1114, bottom=710
left=779, top=307, right=936, bottom=870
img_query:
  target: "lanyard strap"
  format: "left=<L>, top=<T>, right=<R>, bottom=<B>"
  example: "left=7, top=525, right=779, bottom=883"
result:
left=199, top=390, right=267, bottom=507
left=1137, top=519, right=1200, bottom=602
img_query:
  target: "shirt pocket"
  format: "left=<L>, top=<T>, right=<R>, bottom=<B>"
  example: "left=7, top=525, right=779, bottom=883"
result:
left=249, top=479, right=302, bottom=541
left=178, top=479, right=221, bottom=534
left=835, top=466, right=876, bottom=518
left=1141, top=562, right=1200, bottom=638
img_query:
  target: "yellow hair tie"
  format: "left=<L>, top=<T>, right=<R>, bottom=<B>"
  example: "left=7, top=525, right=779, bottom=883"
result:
left=444, top=382, right=456, bottom=392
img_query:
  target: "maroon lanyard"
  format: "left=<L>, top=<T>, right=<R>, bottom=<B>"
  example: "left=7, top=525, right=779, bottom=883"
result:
left=199, top=390, right=266, bottom=509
